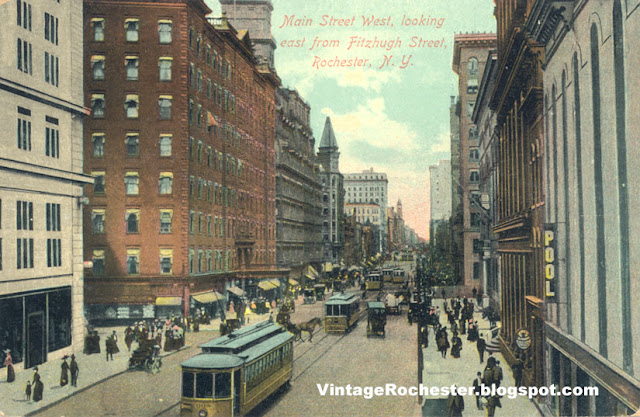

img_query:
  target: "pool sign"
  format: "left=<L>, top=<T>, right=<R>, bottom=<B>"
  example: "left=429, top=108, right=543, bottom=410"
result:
left=516, top=329, right=532, bottom=350
left=544, top=224, right=556, bottom=300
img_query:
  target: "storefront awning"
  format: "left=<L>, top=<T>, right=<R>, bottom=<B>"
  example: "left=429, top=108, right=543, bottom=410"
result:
left=288, top=279, right=299, bottom=286
left=192, top=291, right=224, bottom=304
left=155, top=296, right=182, bottom=306
left=227, top=286, right=244, bottom=297
left=257, top=279, right=281, bottom=291
left=304, top=273, right=316, bottom=281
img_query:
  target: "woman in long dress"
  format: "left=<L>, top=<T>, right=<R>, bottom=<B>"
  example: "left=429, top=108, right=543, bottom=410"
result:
left=32, top=368, right=44, bottom=401
left=60, top=356, right=69, bottom=386
left=4, top=350, right=15, bottom=382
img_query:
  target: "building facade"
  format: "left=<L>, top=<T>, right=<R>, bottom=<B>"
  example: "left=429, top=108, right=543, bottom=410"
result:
left=83, top=0, right=281, bottom=322
left=317, top=117, right=344, bottom=265
left=452, top=33, right=496, bottom=290
left=274, top=88, right=323, bottom=281
left=429, top=159, right=452, bottom=242
left=532, top=0, right=640, bottom=414
left=0, top=0, right=92, bottom=369
left=344, top=168, right=388, bottom=252
left=491, top=2, right=545, bottom=388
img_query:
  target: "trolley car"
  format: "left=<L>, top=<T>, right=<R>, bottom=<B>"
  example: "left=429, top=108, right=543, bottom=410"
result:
left=324, top=292, right=361, bottom=334
left=365, top=273, right=383, bottom=291
left=366, top=301, right=386, bottom=338
left=392, top=268, right=405, bottom=284
left=180, top=321, right=294, bottom=417
left=382, top=268, right=394, bottom=283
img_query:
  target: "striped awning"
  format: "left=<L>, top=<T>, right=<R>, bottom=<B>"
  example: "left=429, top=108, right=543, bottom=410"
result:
left=227, top=286, right=244, bottom=296
left=257, top=279, right=281, bottom=291
left=155, top=296, right=182, bottom=306
left=192, top=291, right=224, bottom=304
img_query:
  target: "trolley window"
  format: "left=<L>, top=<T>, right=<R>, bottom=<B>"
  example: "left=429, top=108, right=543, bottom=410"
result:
left=215, top=372, right=231, bottom=398
left=196, top=373, right=213, bottom=398
left=182, top=371, right=195, bottom=398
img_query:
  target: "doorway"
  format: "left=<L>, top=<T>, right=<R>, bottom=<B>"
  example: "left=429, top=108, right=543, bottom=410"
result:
left=26, top=312, right=45, bottom=369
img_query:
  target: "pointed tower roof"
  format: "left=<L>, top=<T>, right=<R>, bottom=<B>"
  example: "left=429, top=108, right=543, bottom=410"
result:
left=319, top=117, right=338, bottom=149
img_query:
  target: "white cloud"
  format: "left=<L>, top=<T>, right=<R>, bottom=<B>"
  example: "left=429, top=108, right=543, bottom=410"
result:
left=430, top=131, right=451, bottom=153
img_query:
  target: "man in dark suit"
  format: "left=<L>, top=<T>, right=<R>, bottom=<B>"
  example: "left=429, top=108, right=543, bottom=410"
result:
left=473, top=372, right=483, bottom=410
left=477, top=333, right=487, bottom=363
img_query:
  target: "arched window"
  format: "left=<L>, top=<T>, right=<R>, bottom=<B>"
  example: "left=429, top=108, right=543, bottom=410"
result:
left=467, top=58, right=479, bottom=93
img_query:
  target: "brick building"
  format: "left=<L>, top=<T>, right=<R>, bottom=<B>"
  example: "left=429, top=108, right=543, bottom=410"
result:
left=83, top=0, right=281, bottom=322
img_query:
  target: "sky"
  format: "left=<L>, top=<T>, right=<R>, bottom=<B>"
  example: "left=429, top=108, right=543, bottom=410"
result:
left=206, top=0, right=497, bottom=239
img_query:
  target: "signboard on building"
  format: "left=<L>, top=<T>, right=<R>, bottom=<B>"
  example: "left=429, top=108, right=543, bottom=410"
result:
left=544, top=224, right=556, bottom=300
left=516, top=329, right=531, bottom=350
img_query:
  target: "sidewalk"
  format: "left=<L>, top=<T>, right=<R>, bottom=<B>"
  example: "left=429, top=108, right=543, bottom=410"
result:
left=420, top=298, right=541, bottom=417
left=0, top=311, right=273, bottom=417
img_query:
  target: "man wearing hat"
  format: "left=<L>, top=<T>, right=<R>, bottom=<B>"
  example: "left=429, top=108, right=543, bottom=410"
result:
left=70, top=354, right=79, bottom=387
left=60, top=355, right=69, bottom=386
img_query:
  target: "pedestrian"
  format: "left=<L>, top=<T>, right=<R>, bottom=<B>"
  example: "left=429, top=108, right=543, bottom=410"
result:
left=450, top=335, right=462, bottom=358
left=473, top=372, right=483, bottom=410
left=125, top=326, right=134, bottom=352
left=105, top=335, right=113, bottom=361
left=512, top=354, right=524, bottom=387
left=111, top=330, right=120, bottom=353
left=4, top=349, right=15, bottom=383
left=70, top=354, right=79, bottom=387
left=60, top=355, right=69, bottom=386
left=477, top=333, right=487, bottom=363
left=25, top=381, right=32, bottom=401
left=486, top=395, right=502, bottom=417
left=32, top=367, right=43, bottom=402
left=441, top=288, right=446, bottom=300
left=447, top=385, right=464, bottom=417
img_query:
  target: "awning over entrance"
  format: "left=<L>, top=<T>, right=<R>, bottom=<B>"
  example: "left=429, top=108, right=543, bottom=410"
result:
left=155, top=296, right=182, bottom=306
left=304, top=274, right=316, bottom=280
left=257, top=279, right=281, bottom=291
left=288, top=279, right=299, bottom=286
left=191, top=291, right=224, bottom=304
left=227, top=286, right=245, bottom=297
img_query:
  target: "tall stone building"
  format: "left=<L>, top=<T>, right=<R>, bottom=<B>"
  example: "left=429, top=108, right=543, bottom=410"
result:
left=452, top=33, right=496, bottom=291
left=274, top=88, right=323, bottom=280
left=0, top=0, right=92, bottom=369
left=531, top=0, right=640, bottom=413
left=219, top=0, right=275, bottom=69
left=428, top=159, right=452, bottom=241
left=83, top=0, right=281, bottom=321
left=344, top=168, right=388, bottom=252
left=317, top=117, right=344, bottom=265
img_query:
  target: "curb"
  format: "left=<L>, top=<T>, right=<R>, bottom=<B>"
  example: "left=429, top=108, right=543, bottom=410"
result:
left=23, top=343, right=195, bottom=417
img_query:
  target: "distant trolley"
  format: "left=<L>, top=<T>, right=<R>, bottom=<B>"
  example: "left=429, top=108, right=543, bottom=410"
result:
left=179, top=321, right=294, bottom=417
left=382, top=268, right=394, bottom=283
left=365, top=273, right=383, bottom=291
left=324, top=292, right=361, bottom=334
left=392, top=268, right=405, bottom=284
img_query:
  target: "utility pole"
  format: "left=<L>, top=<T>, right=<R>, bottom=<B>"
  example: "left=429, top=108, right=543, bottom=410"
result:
left=417, top=257, right=423, bottom=405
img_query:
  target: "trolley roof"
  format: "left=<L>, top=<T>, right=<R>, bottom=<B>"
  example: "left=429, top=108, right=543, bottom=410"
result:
left=181, top=353, right=244, bottom=369
left=367, top=301, right=385, bottom=310
left=325, top=292, right=359, bottom=305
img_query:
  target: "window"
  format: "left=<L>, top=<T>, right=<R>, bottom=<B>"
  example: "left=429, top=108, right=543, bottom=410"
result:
left=469, top=126, right=478, bottom=140
left=16, top=201, right=33, bottom=230
left=158, top=95, right=172, bottom=119
left=160, top=209, right=172, bottom=233
left=44, top=13, right=58, bottom=44
left=44, top=52, right=59, bottom=86
left=189, top=249, right=194, bottom=273
left=17, top=107, right=31, bottom=151
left=91, top=94, right=105, bottom=118
left=158, top=20, right=172, bottom=44
left=126, top=209, right=139, bottom=233
left=189, top=63, right=195, bottom=88
left=92, top=249, right=105, bottom=275
left=125, top=172, right=139, bottom=195
left=188, top=28, right=195, bottom=49
left=207, top=79, right=212, bottom=99
left=46, top=238, right=61, bottom=267
left=467, top=101, right=475, bottom=117
left=197, top=70, right=202, bottom=92
left=197, top=141, right=203, bottom=162
left=198, top=213, right=203, bottom=234
left=196, top=37, right=202, bottom=57
left=470, top=170, right=479, bottom=183
left=207, top=215, right=212, bottom=235
left=125, top=18, right=139, bottom=42
left=125, top=94, right=139, bottom=118
left=159, top=172, right=173, bottom=194
left=159, top=134, right=172, bottom=156
left=17, top=0, right=32, bottom=31
left=467, top=78, right=479, bottom=94
left=92, top=171, right=105, bottom=193
left=125, top=133, right=139, bottom=156
left=189, top=211, right=195, bottom=234
left=160, top=248, right=173, bottom=274
left=469, top=149, right=479, bottom=162
left=196, top=104, right=202, bottom=128
left=91, top=18, right=105, bottom=41
left=16, top=238, right=34, bottom=269
left=45, top=203, right=61, bottom=231
left=158, top=57, right=172, bottom=81
left=126, top=248, right=140, bottom=274
left=188, top=100, right=194, bottom=124
left=16, top=38, right=32, bottom=74
left=467, top=57, right=478, bottom=76
left=91, top=55, right=105, bottom=80
left=91, top=209, right=105, bottom=234
left=92, top=133, right=105, bottom=157
left=198, top=250, right=204, bottom=272
left=125, top=56, right=139, bottom=80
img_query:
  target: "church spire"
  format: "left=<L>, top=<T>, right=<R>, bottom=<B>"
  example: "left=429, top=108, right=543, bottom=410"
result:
left=319, top=117, right=338, bottom=149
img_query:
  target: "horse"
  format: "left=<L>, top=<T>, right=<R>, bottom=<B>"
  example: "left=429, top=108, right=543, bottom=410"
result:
left=285, top=322, right=301, bottom=342
left=295, top=317, right=323, bottom=342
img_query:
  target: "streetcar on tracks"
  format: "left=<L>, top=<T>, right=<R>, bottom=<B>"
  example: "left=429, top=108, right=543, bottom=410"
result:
left=365, top=273, right=383, bottom=291
left=366, top=301, right=386, bottom=338
left=392, top=268, right=405, bottom=284
left=179, top=321, right=294, bottom=417
left=324, top=292, right=361, bottom=334
left=382, top=268, right=394, bottom=283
